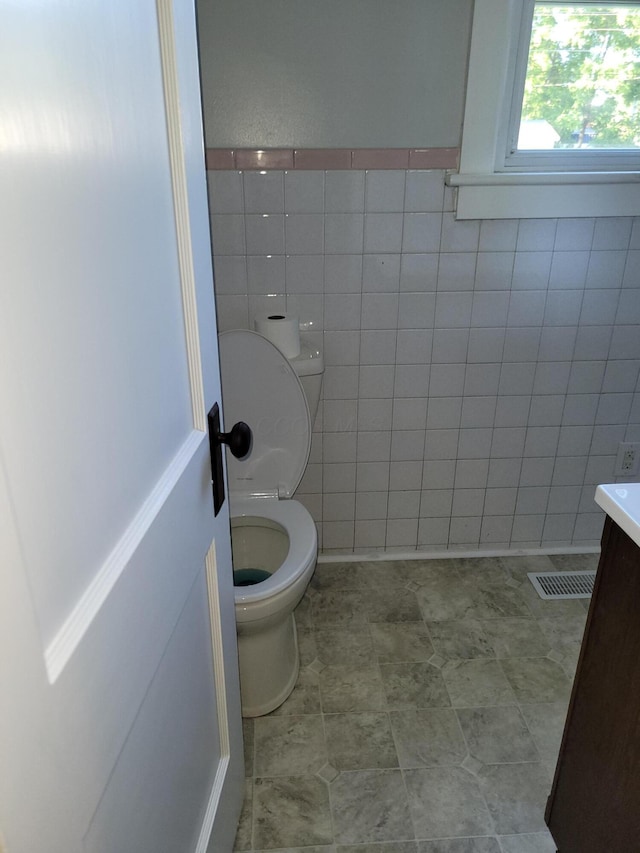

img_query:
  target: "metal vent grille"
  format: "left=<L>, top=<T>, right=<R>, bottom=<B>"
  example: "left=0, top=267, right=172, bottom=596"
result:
left=528, top=570, right=596, bottom=600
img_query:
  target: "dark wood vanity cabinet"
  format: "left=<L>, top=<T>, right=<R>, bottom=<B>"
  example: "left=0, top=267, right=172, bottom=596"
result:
left=546, top=517, right=640, bottom=852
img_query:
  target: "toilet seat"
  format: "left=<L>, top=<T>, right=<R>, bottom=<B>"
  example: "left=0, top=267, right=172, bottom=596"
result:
left=218, top=330, right=311, bottom=500
left=232, top=496, right=317, bottom=606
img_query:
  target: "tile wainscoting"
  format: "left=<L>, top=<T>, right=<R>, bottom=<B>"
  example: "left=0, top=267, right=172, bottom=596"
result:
left=208, top=165, right=640, bottom=554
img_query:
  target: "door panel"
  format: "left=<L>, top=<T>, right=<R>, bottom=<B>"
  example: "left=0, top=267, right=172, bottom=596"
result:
left=0, top=1, right=242, bottom=850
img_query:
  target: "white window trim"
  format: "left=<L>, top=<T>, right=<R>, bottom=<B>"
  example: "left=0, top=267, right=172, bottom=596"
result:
left=448, top=0, right=640, bottom=219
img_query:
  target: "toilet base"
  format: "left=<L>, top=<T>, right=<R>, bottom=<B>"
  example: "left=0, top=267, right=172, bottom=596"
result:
left=237, top=612, right=300, bottom=717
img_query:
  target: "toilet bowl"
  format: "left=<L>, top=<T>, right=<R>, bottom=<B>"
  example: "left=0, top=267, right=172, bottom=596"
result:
left=218, top=329, right=323, bottom=717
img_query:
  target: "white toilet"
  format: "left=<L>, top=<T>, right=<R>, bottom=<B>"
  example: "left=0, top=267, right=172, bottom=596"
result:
left=218, top=329, right=324, bottom=717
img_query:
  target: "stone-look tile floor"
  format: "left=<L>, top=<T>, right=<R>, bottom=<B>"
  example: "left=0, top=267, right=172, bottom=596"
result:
left=234, top=552, right=598, bottom=853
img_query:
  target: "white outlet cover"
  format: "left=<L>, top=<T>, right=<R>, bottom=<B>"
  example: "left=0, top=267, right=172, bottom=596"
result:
left=615, top=442, right=640, bottom=476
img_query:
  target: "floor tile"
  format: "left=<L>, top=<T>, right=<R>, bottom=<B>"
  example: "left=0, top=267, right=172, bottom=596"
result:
left=456, top=706, right=539, bottom=764
left=243, top=718, right=254, bottom=777
left=315, top=627, right=376, bottom=666
left=498, top=832, right=557, bottom=852
left=380, top=662, right=451, bottom=709
left=312, top=562, right=361, bottom=591
left=427, top=619, right=494, bottom=660
left=520, top=702, right=568, bottom=760
left=463, top=578, right=532, bottom=620
left=325, top=712, right=398, bottom=770
left=442, top=660, right=516, bottom=707
left=370, top=622, right=435, bottom=662
left=330, top=769, right=414, bottom=845
left=549, top=553, right=599, bottom=572
left=417, top=839, right=501, bottom=853
left=516, top=583, right=588, bottom=619
left=269, top=668, right=322, bottom=716
left=234, top=779, right=253, bottom=851
left=536, top=614, right=587, bottom=653
left=351, top=560, right=412, bottom=589
left=404, top=766, right=494, bottom=839
left=319, top=664, right=386, bottom=713
left=480, top=619, right=551, bottom=660
left=499, top=658, right=571, bottom=704
left=415, top=576, right=477, bottom=622
left=338, top=843, right=417, bottom=853
left=389, top=708, right=467, bottom=768
left=253, top=776, right=333, bottom=849
left=477, top=763, right=550, bottom=835
left=362, top=587, right=423, bottom=622
left=403, top=559, right=463, bottom=585
left=254, top=715, right=327, bottom=777
left=311, top=589, right=368, bottom=629
left=298, top=624, right=319, bottom=666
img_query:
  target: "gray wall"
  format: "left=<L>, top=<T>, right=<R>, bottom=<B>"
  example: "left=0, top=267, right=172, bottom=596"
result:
left=196, top=0, right=472, bottom=149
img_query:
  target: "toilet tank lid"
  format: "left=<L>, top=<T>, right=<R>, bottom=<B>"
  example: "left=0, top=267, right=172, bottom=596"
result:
left=218, top=330, right=311, bottom=499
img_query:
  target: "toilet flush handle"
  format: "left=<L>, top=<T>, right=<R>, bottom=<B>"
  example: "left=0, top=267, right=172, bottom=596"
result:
left=207, top=403, right=253, bottom=517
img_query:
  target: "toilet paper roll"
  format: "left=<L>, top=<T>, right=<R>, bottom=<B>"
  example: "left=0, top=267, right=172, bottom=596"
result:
left=254, top=313, right=301, bottom=358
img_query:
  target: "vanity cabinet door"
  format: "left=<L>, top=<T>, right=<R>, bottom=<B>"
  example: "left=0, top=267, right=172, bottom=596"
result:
left=546, top=517, right=640, bottom=852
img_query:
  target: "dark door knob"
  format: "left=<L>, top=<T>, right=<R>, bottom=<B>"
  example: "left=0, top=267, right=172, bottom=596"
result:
left=218, top=421, right=252, bottom=459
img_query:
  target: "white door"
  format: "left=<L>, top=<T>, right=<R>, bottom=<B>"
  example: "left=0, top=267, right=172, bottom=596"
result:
left=0, top=2, right=243, bottom=852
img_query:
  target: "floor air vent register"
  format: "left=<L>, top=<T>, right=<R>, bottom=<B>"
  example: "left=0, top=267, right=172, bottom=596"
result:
left=528, top=570, right=597, bottom=600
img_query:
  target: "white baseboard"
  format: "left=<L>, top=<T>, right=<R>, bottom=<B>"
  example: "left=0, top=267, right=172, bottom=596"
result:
left=317, top=545, right=600, bottom=564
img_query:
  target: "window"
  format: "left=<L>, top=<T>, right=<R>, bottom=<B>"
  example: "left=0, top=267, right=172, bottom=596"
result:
left=449, top=0, right=640, bottom=219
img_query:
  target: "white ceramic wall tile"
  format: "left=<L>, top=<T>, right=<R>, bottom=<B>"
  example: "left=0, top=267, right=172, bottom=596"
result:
left=357, top=398, right=393, bottom=431
left=474, top=253, right=514, bottom=291
left=361, top=292, right=400, bottom=330
left=359, top=364, right=395, bottom=398
left=324, top=213, right=364, bottom=254
left=399, top=253, right=439, bottom=294
left=592, top=217, right=632, bottom=251
left=243, top=171, right=284, bottom=213
left=365, top=171, right=406, bottom=212
left=455, top=459, right=489, bottom=488
left=440, top=213, right=480, bottom=253
left=207, top=171, right=244, bottom=214
left=284, top=170, right=325, bottom=213
left=356, top=431, right=392, bottom=462
left=396, top=329, right=433, bottom=364
left=549, top=252, right=590, bottom=289
left=322, top=492, right=355, bottom=522
left=405, top=170, right=445, bottom=212
left=479, top=219, right=519, bottom=252
left=511, top=253, right=552, bottom=290
left=435, top=292, right=473, bottom=328
left=245, top=214, right=285, bottom=254
left=364, top=213, right=404, bottom=253
left=362, top=254, right=401, bottom=292
left=211, top=214, right=246, bottom=254
left=431, top=329, right=469, bottom=363
left=390, top=430, right=426, bottom=461
left=392, top=398, right=429, bottom=431
left=324, top=254, right=363, bottom=292
left=286, top=255, right=324, bottom=293
left=586, top=251, right=627, bottom=289
left=517, top=219, right=557, bottom=251
left=470, top=291, right=510, bottom=327
left=208, top=168, right=640, bottom=554
left=213, top=255, right=248, bottom=295
left=398, top=292, right=436, bottom=329
left=247, top=254, right=286, bottom=293
left=285, top=214, right=324, bottom=254
left=324, top=171, right=365, bottom=213
left=579, top=290, right=620, bottom=326
left=324, top=293, right=362, bottom=330
left=360, top=329, right=397, bottom=364
left=437, top=253, right=477, bottom=291
left=402, top=213, right=442, bottom=253
left=554, top=218, right=594, bottom=251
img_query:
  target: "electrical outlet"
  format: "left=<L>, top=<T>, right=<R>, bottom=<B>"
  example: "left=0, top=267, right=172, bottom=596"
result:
left=615, top=442, right=640, bottom=477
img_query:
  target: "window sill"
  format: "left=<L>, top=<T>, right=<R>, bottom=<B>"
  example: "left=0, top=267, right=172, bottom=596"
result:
left=447, top=171, right=640, bottom=219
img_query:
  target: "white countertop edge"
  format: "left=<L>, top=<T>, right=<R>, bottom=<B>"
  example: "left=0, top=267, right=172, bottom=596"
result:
left=595, top=483, right=640, bottom=549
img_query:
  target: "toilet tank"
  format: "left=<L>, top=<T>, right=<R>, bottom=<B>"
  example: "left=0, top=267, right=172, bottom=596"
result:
left=289, top=338, right=324, bottom=425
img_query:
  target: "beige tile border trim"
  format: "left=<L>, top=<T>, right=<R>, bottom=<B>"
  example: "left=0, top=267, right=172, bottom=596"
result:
left=205, top=147, right=459, bottom=170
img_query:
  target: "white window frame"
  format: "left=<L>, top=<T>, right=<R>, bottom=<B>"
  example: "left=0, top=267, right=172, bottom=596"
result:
left=449, top=0, right=640, bottom=219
